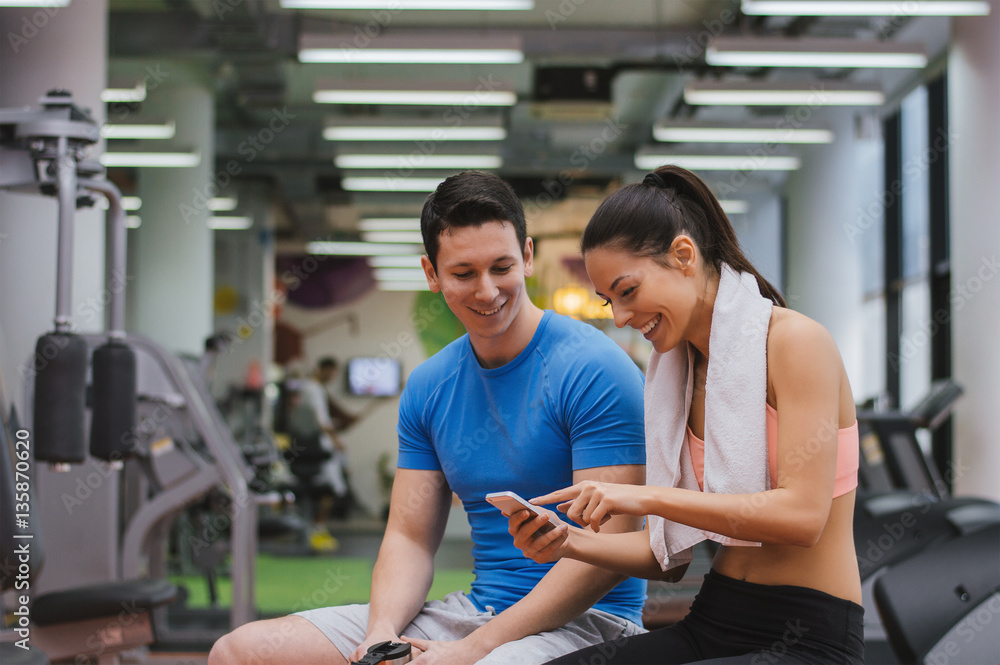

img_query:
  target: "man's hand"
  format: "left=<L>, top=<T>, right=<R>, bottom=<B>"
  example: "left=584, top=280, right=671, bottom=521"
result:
left=508, top=508, right=574, bottom=564
left=401, top=636, right=487, bottom=665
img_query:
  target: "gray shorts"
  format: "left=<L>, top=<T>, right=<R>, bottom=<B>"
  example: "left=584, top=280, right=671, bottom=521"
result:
left=296, top=591, right=645, bottom=665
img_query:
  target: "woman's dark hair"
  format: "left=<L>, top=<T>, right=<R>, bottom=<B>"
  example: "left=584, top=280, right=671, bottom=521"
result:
left=581, top=165, right=786, bottom=307
left=420, top=170, right=527, bottom=270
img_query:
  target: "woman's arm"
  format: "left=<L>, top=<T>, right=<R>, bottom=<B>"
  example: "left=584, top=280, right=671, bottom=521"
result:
left=535, top=315, right=848, bottom=548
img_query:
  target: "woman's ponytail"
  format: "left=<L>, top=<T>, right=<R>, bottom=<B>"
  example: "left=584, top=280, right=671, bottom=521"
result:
left=652, top=165, right=786, bottom=307
left=582, top=165, right=786, bottom=308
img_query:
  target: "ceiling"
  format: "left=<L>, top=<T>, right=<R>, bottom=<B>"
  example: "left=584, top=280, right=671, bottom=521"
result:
left=104, top=0, right=947, bottom=242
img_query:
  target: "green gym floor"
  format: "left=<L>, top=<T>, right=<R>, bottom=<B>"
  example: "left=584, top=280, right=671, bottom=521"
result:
left=168, top=524, right=478, bottom=618
left=169, top=553, right=475, bottom=616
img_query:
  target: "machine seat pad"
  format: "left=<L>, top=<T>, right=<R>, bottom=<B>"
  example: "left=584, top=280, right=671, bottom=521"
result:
left=32, top=578, right=178, bottom=625
left=1, top=641, right=50, bottom=665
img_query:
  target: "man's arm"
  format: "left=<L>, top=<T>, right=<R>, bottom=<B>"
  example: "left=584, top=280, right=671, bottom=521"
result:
left=354, top=468, right=452, bottom=658
left=326, top=395, right=358, bottom=429
left=446, top=463, right=645, bottom=661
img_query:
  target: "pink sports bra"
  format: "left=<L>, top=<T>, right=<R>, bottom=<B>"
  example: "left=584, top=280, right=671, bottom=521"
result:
left=687, top=403, right=859, bottom=498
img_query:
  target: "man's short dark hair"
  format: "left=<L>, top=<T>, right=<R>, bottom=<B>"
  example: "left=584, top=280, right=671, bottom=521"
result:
left=420, top=171, right=527, bottom=270
left=317, top=356, right=338, bottom=371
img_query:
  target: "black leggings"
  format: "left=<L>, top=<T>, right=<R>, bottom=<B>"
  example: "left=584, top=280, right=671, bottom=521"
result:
left=546, top=570, right=865, bottom=664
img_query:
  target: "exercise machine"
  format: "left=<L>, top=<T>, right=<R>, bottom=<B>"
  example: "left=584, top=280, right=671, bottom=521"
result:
left=0, top=91, right=264, bottom=661
left=875, top=523, right=1000, bottom=664
left=853, top=382, right=1000, bottom=663
left=0, top=91, right=179, bottom=663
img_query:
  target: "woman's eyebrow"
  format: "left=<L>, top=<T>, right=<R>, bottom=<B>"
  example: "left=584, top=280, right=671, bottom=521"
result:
left=609, top=275, right=629, bottom=291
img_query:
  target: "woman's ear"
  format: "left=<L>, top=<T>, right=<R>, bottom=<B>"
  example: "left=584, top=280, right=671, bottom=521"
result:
left=670, top=235, right=697, bottom=275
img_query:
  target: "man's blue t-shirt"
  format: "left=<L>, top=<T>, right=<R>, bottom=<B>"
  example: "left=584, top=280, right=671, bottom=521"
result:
left=397, top=310, right=647, bottom=625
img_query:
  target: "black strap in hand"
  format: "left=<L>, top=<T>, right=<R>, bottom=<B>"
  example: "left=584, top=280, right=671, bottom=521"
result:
left=351, top=641, right=411, bottom=665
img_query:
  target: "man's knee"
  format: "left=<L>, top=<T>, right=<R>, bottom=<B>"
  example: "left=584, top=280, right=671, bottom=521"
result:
left=209, top=617, right=324, bottom=665
left=208, top=630, right=242, bottom=665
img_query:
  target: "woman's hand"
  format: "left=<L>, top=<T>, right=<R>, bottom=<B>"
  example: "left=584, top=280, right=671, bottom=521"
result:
left=507, top=508, right=573, bottom=564
left=532, top=481, right=650, bottom=533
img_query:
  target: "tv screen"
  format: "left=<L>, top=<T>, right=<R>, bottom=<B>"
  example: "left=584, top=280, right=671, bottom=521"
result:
left=346, top=357, right=402, bottom=396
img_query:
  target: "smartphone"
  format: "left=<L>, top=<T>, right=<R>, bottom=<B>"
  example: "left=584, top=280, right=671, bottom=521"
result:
left=485, top=491, right=556, bottom=534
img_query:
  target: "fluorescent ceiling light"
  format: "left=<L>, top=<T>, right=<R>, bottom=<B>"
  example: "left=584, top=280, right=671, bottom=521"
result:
left=101, top=121, right=176, bottom=140
left=719, top=200, right=749, bottom=214
left=315, top=90, right=516, bottom=106
left=300, top=35, right=522, bottom=64
left=362, top=231, right=426, bottom=244
left=635, top=154, right=801, bottom=171
left=324, top=125, right=507, bottom=141
left=283, top=0, right=532, bottom=8
left=209, top=216, right=254, bottom=230
left=335, top=154, right=502, bottom=170
left=103, top=197, right=142, bottom=211
left=359, top=218, right=422, bottom=231
left=208, top=196, right=238, bottom=212
left=342, top=177, right=445, bottom=192
left=126, top=216, right=141, bottom=229
left=100, top=151, right=201, bottom=168
left=373, top=268, right=429, bottom=281
left=684, top=81, right=884, bottom=106
left=0, top=0, right=70, bottom=6
left=707, top=38, right=927, bottom=69
left=367, top=255, right=424, bottom=267
left=741, top=0, right=990, bottom=15
left=101, top=84, right=146, bottom=103
left=378, top=280, right=432, bottom=291
left=308, top=241, right=424, bottom=255
left=654, top=122, right=834, bottom=144
left=302, top=48, right=523, bottom=64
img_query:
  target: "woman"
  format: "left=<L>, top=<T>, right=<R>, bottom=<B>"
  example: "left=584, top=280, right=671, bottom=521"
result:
left=509, top=165, right=864, bottom=664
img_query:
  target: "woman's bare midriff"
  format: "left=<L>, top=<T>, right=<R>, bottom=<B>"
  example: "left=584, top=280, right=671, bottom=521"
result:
left=712, top=492, right=863, bottom=604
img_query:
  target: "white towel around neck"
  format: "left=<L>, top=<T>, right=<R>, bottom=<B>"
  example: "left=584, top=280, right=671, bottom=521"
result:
left=645, top=264, right=774, bottom=571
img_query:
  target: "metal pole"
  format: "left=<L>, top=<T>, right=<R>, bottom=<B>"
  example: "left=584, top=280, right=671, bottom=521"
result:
left=54, top=134, right=76, bottom=333
left=82, top=178, right=127, bottom=337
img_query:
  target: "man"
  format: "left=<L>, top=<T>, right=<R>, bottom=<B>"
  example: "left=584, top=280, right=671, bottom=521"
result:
left=209, top=171, right=647, bottom=665
left=295, top=357, right=357, bottom=529
left=303, top=356, right=356, bottom=497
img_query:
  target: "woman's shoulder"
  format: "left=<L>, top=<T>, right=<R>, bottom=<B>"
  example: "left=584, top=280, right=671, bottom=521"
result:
left=767, top=308, right=842, bottom=376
